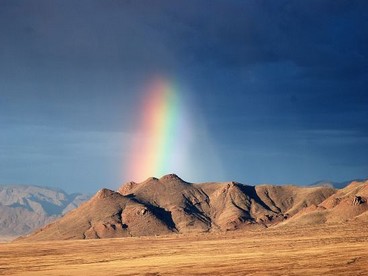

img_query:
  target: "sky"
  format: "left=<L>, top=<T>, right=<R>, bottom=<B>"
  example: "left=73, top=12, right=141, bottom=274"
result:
left=1, top=0, right=368, bottom=193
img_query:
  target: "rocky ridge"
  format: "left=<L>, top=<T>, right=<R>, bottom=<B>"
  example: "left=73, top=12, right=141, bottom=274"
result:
left=0, top=185, right=89, bottom=241
left=19, top=174, right=368, bottom=242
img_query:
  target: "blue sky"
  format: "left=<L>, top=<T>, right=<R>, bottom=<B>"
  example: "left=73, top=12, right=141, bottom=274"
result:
left=1, top=0, right=367, bottom=193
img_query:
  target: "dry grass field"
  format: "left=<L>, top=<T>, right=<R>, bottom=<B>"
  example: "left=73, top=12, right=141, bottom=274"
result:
left=1, top=222, right=367, bottom=276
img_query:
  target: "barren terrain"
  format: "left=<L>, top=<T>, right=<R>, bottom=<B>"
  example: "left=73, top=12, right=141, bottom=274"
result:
left=1, top=222, right=367, bottom=275
left=0, top=185, right=89, bottom=240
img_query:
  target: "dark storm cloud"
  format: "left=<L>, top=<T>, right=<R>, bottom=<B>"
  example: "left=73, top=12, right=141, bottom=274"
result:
left=0, top=0, right=165, bottom=130
left=1, top=0, right=367, bottom=90
left=2, top=0, right=367, bottom=76
left=120, top=0, right=368, bottom=135
left=1, top=0, right=367, bottom=133
left=0, top=0, right=367, bottom=190
left=139, top=0, right=368, bottom=85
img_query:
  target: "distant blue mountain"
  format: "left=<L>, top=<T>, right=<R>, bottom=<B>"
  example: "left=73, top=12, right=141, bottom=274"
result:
left=0, top=184, right=90, bottom=241
left=309, top=178, right=368, bottom=189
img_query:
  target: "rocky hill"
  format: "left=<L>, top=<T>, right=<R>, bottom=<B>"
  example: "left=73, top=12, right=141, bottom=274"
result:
left=0, top=185, right=89, bottom=241
left=20, top=174, right=364, bottom=242
left=277, top=180, right=368, bottom=227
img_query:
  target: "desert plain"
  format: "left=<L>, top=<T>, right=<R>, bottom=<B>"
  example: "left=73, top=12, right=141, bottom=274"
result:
left=1, top=221, right=367, bottom=276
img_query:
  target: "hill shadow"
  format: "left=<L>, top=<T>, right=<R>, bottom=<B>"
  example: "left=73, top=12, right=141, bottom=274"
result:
left=237, top=184, right=275, bottom=213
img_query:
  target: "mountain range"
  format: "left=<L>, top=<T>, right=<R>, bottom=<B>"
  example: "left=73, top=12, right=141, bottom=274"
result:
left=17, top=174, right=368, bottom=242
left=309, top=179, right=367, bottom=189
left=0, top=185, right=89, bottom=241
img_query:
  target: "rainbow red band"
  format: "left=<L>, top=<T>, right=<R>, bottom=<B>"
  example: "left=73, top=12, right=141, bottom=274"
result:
left=126, top=77, right=189, bottom=182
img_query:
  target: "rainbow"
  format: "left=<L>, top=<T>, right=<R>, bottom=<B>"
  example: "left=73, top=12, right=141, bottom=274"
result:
left=125, top=77, right=191, bottom=182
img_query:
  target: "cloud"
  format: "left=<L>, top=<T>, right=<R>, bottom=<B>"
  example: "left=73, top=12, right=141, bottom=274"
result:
left=1, top=0, right=367, bottom=189
left=150, top=0, right=368, bottom=80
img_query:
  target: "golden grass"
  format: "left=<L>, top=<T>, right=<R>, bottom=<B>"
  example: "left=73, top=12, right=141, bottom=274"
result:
left=1, top=222, right=367, bottom=275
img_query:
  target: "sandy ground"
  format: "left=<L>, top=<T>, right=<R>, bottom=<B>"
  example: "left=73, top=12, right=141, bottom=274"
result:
left=0, top=222, right=367, bottom=275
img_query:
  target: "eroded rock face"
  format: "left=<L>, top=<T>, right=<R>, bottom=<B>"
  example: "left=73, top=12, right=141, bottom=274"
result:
left=278, top=181, right=368, bottom=226
left=159, top=174, right=184, bottom=182
left=353, top=196, right=365, bottom=205
left=118, top=181, right=138, bottom=196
